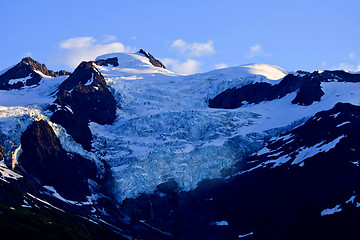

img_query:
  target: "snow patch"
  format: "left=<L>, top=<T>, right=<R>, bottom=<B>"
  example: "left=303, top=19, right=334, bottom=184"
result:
left=43, top=185, right=97, bottom=206
left=321, top=204, right=342, bottom=216
left=11, top=145, right=22, bottom=169
left=291, top=135, right=344, bottom=165
left=0, top=161, right=22, bottom=183
left=239, top=232, right=254, bottom=238
left=336, top=121, right=351, bottom=127
left=213, top=220, right=229, bottom=226
left=350, top=161, right=360, bottom=166
left=346, top=195, right=356, bottom=204
left=8, top=74, right=32, bottom=85
left=84, top=73, right=94, bottom=86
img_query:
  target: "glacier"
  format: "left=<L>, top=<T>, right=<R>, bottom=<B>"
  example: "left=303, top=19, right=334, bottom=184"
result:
left=87, top=53, right=296, bottom=201
left=3, top=52, right=360, bottom=203
left=91, top=53, right=360, bottom=201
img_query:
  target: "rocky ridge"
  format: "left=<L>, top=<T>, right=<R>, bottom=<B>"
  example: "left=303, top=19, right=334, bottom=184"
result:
left=0, top=57, right=70, bottom=90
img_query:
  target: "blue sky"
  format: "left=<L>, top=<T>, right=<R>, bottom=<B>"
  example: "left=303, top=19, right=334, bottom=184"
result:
left=1, top=0, right=359, bottom=74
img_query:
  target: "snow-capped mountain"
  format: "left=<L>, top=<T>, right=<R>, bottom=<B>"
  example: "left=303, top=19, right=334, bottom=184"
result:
left=1, top=50, right=360, bottom=239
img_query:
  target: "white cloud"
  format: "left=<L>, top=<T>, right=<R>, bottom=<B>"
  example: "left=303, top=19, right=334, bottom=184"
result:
left=321, top=61, right=327, bottom=67
left=58, top=36, right=135, bottom=68
left=171, top=39, right=215, bottom=57
left=347, top=52, right=357, bottom=60
left=332, top=62, right=360, bottom=72
left=102, top=35, right=118, bottom=43
left=246, top=44, right=271, bottom=59
left=215, top=63, right=229, bottom=69
left=162, top=58, right=201, bottom=75
left=23, top=52, right=32, bottom=57
left=60, top=37, right=95, bottom=49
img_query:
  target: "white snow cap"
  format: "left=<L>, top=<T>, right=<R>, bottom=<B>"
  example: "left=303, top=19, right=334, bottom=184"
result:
left=96, top=52, right=154, bottom=68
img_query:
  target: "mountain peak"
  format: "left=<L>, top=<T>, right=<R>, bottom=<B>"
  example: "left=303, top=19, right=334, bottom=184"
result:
left=138, top=49, right=166, bottom=69
left=20, top=57, right=71, bottom=77
left=0, top=57, right=71, bottom=90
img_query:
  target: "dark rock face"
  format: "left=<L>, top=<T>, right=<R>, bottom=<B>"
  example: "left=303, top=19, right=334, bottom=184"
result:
left=51, top=110, right=93, bottom=150
left=0, top=57, right=70, bottom=90
left=0, top=144, right=5, bottom=161
left=139, top=49, right=166, bottom=69
left=209, top=70, right=360, bottom=109
left=0, top=168, right=126, bottom=240
left=19, top=120, right=97, bottom=201
left=156, top=180, right=179, bottom=194
left=95, top=57, right=119, bottom=67
left=121, top=102, right=360, bottom=239
left=50, top=61, right=117, bottom=150
left=209, top=71, right=326, bottom=109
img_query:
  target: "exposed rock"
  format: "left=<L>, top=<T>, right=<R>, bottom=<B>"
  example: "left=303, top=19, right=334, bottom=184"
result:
left=18, top=120, right=97, bottom=201
left=50, top=61, right=117, bottom=150
left=51, top=109, right=93, bottom=151
left=95, top=57, right=119, bottom=67
left=0, top=144, right=4, bottom=161
left=0, top=57, right=70, bottom=90
left=138, top=49, right=166, bottom=69
left=19, top=57, right=71, bottom=77
left=156, top=180, right=178, bottom=194
left=209, top=71, right=334, bottom=109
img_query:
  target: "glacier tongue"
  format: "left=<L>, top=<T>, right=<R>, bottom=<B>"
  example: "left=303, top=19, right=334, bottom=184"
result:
left=91, top=53, right=360, bottom=202
left=91, top=54, right=290, bottom=201
left=90, top=109, right=265, bottom=201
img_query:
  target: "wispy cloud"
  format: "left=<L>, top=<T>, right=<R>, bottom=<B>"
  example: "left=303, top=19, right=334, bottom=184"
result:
left=23, top=52, right=32, bottom=58
left=58, top=36, right=135, bottom=68
left=347, top=52, right=357, bottom=60
left=246, top=44, right=271, bottom=59
left=215, top=63, right=229, bottom=69
left=60, top=37, right=95, bottom=49
left=171, top=39, right=215, bottom=57
left=102, top=35, right=118, bottom=43
left=332, top=62, right=360, bottom=72
left=162, top=58, right=201, bottom=75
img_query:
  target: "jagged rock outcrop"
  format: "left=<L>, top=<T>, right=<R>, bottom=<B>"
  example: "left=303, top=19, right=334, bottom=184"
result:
left=209, top=71, right=327, bottom=109
left=0, top=144, right=5, bottom=161
left=94, top=57, right=119, bottom=67
left=138, top=49, right=166, bottom=69
left=50, top=61, right=117, bottom=150
left=209, top=70, right=360, bottom=109
left=18, top=120, right=97, bottom=201
left=0, top=57, right=70, bottom=90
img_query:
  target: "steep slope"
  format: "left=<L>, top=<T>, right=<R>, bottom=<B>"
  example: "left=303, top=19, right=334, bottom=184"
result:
left=50, top=61, right=117, bottom=150
left=19, top=120, right=97, bottom=201
left=0, top=57, right=70, bottom=90
left=138, top=49, right=166, bottom=69
left=209, top=70, right=360, bottom=109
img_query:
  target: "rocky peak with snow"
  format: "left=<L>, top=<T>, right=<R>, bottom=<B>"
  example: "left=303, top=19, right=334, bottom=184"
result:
left=20, top=57, right=71, bottom=77
left=138, top=49, right=166, bottom=69
left=209, top=69, right=360, bottom=109
left=0, top=57, right=70, bottom=90
left=50, top=60, right=117, bottom=150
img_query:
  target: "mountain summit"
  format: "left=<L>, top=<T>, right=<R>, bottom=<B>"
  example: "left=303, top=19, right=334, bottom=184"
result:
left=0, top=57, right=70, bottom=90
